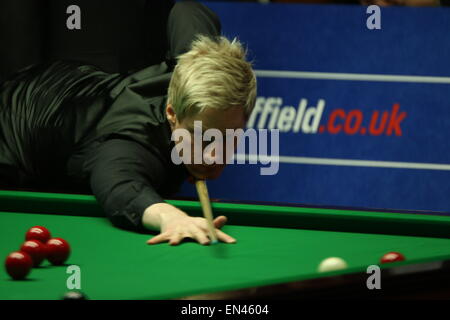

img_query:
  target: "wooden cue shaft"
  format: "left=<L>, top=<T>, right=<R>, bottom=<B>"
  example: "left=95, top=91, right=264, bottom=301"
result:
left=195, top=180, right=219, bottom=243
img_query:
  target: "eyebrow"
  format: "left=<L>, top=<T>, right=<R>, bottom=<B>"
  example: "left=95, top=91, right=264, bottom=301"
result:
left=186, top=122, right=212, bottom=132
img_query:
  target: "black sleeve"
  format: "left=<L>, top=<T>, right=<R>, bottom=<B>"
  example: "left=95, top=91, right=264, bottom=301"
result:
left=84, top=138, right=168, bottom=232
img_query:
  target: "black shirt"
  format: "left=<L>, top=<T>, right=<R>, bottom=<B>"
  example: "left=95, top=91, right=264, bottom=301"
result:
left=0, top=60, right=188, bottom=232
left=0, top=0, right=220, bottom=232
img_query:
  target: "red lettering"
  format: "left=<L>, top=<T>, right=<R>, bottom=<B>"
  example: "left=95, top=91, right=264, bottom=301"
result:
left=386, top=103, right=406, bottom=136
left=328, top=109, right=345, bottom=134
left=344, top=110, right=363, bottom=135
left=369, top=110, right=389, bottom=136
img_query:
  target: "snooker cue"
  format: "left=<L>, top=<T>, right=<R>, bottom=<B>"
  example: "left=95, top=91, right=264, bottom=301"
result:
left=195, top=180, right=219, bottom=244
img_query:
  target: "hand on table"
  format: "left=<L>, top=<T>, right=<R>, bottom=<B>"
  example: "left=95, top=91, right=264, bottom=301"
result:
left=142, top=202, right=236, bottom=245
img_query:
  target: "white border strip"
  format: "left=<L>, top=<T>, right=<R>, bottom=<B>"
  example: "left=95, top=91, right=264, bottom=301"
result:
left=234, top=154, right=450, bottom=171
left=255, top=70, right=450, bottom=84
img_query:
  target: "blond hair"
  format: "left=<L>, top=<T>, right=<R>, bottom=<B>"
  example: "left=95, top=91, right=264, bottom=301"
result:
left=168, top=35, right=257, bottom=121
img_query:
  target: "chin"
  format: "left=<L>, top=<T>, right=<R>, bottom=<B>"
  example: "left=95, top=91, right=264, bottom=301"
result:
left=188, top=166, right=223, bottom=180
left=205, top=170, right=222, bottom=180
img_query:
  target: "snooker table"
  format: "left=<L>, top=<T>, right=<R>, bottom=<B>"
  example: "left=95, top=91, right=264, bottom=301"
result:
left=1, top=190, right=450, bottom=300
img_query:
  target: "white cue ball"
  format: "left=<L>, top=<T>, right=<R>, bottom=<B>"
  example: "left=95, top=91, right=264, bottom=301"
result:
left=318, top=257, right=348, bottom=272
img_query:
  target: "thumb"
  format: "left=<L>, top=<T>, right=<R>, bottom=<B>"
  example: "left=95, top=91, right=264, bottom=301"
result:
left=213, top=215, right=228, bottom=229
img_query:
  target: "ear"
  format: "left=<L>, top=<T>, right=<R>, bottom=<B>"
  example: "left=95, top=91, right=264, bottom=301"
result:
left=166, top=103, right=177, bottom=127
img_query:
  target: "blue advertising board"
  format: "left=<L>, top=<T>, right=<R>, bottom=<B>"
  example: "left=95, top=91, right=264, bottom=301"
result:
left=177, top=2, right=450, bottom=213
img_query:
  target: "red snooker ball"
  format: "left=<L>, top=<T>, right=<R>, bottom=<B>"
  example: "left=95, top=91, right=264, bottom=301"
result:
left=380, top=252, right=405, bottom=264
left=5, top=251, right=33, bottom=280
left=46, top=238, right=70, bottom=265
left=20, top=240, right=47, bottom=267
left=25, top=226, right=51, bottom=243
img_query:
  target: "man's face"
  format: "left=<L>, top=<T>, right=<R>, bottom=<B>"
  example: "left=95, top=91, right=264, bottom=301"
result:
left=166, top=104, right=246, bottom=180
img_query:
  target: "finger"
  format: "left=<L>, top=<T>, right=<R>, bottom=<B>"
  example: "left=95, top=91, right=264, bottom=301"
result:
left=213, top=215, right=228, bottom=229
left=216, top=229, right=237, bottom=244
left=169, top=232, right=185, bottom=246
left=147, top=233, right=170, bottom=245
left=189, top=227, right=210, bottom=245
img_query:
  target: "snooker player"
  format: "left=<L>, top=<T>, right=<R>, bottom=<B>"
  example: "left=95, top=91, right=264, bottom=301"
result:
left=0, top=2, right=257, bottom=245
